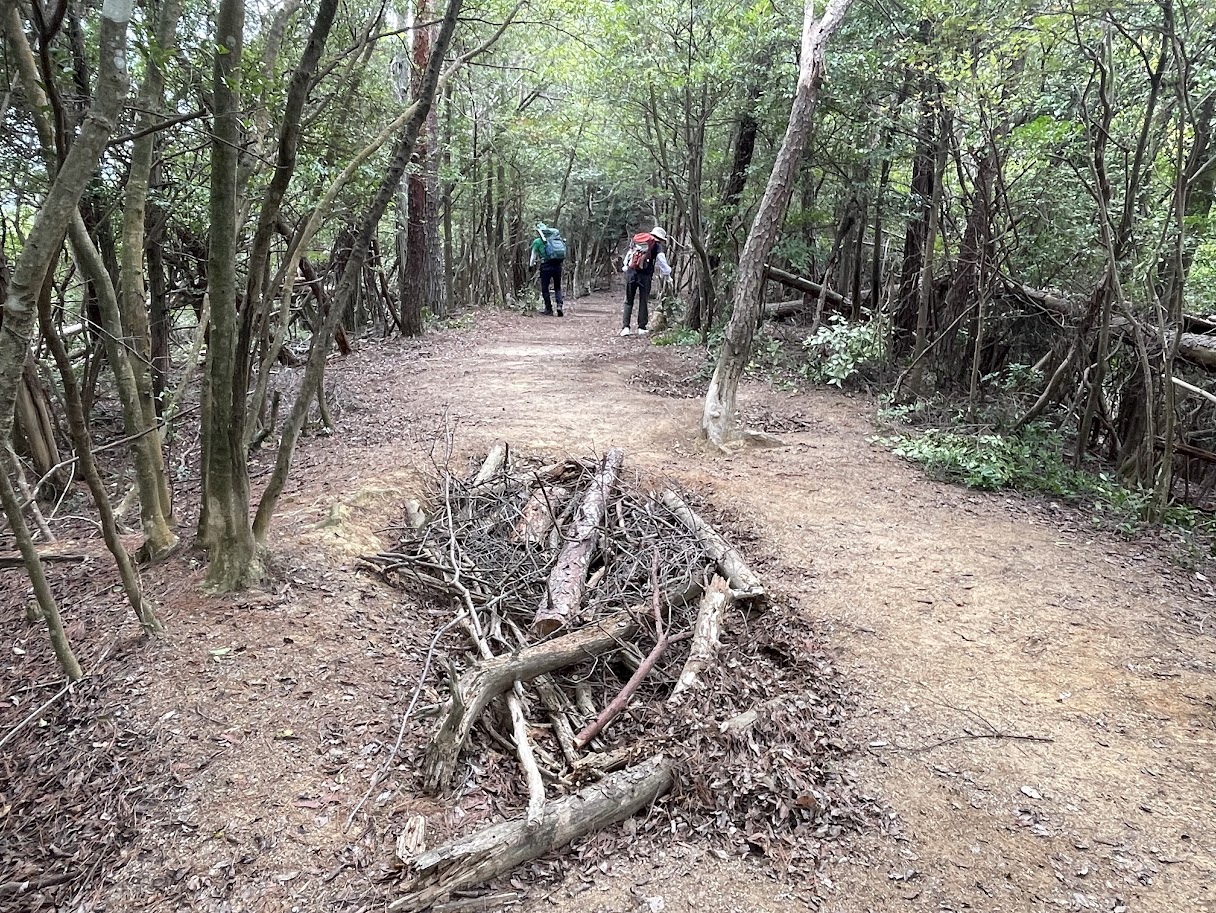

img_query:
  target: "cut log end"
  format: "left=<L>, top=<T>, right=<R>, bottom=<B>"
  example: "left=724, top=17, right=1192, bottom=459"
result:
left=533, top=616, right=564, bottom=637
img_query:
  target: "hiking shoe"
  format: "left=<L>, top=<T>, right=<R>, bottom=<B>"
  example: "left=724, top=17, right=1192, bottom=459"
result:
left=637, top=328, right=649, bottom=336
left=556, top=309, right=564, bottom=316
left=619, top=327, right=631, bottom=337
left=542, top=309, right=554, bottom=316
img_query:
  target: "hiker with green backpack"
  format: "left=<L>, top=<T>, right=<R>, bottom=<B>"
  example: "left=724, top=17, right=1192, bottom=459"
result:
left=529, top=223, right=567, bottom=316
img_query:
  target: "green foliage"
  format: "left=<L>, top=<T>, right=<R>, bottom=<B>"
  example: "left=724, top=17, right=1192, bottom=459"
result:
left=882, top=426, right=1070, bottom=491
left=651, top=326, right=703, bottom=347
left=801, top=315, right=887, bottom=387
left=878, top=424, right=1216, bottom=556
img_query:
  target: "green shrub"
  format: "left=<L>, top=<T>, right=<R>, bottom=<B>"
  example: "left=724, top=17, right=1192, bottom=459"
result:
left=801, top=314, right=886, bottom=387
left=878, top=426, right=1216, bottom=554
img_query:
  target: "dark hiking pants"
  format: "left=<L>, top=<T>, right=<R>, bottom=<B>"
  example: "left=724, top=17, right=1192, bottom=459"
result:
left=623, top=270, right=653, bottom=329
left=540, top=261, right=564, bottom=312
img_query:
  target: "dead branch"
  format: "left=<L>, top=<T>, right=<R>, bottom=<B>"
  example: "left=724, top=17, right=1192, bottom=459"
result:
left=574, top=557, right=672, bottom=749
left=472, top=441, right=508, bottom=486
left=511, top=484, right=572, bottom=544
left=390, top=755, right=674, bottom=912
left=535, top=448, right=625, bottom=634
left=660, top=490, right=764, bottom=600
left=534, top=675, right=579, bottom=766
left=763, top=263, right=851, bottom=312
left=506, top=682, right=546, bottom=823
left=668, top=575, right=732, bottom=702
left=0, top=551, right=89, bottom=569
left=422, top=612, right=639, bottom=794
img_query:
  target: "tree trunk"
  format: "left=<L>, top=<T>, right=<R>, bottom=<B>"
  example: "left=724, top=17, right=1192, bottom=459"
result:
left=905, top=110, right=950, bottom=395
left=894, top=49, right=938, bottom=354
left=239, top=0, right=341, bottom=448
left=397, top=0, right=432, bottom=338
left=701, top=0, right=854, bottom=446
left=118, top=0, right=182, bottom=530
left=252, top=0, right=465, bottom=543
left=37, top=256, right=160, bottom=631
left=0, top=0, right=135, bottom=679
left=200, top=0, right=260, bottom=589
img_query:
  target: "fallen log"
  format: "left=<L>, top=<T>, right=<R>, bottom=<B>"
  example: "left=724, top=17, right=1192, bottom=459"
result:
left=668, top=575, right=732, bottom=702
left=391, top=755, right=674, bottom=912
left=763, top=264, right=850, bottom=312
left=1010, top=282, right=1216, bottom=370
left=660, top=490, right=764, bottom=600
left=763, top=298, right=813, bottom=321
left=0, top=551, right=90, bottom=570
left=534, top=448, right=625, bottom=634
left=423, top=612, right=639, bottom=794
left=511, top=484, right=572, bottom=544
left=1180, top=333, right=1216, bottom=370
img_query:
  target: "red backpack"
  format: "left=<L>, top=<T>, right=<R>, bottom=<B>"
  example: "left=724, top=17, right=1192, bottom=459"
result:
left=626, top=232, right=658, bottom=271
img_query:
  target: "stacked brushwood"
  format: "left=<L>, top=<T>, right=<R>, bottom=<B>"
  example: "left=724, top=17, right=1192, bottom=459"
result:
left=362, top=443, right=770, bottom=910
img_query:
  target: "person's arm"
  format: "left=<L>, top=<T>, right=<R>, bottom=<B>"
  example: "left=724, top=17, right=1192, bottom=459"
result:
left=529, top=238, right=540, bottom=267
left=656, top=250, right=672, bottom=279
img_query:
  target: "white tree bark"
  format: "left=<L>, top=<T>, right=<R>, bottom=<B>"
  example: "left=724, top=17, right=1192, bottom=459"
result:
left=701, top=0, right=855, bottom=447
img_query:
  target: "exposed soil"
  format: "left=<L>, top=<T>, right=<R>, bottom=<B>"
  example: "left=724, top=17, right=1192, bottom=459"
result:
left=3, top=288, right=1216, bottom=912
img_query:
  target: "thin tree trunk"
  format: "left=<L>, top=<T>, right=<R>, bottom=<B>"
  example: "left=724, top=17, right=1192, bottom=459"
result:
left=37, top=256, right=160, bottom=631
left=70, top=212, right=180, bottom=557
left=239, top=0, right=340, bottom=447
left=200, top=0, right=260, bottom=589
left=0, top=0, right=135, bottom=678
left=253, top=0, right=464, bottom=542
left=906, top=112, right=949, bottom=396
left=701, top=0, right=854, bottom=446
left=118, top=0, right=181, bottom=527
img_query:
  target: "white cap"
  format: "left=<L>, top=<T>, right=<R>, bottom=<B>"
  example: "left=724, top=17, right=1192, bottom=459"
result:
left=650, top=226, right=669, bottom=242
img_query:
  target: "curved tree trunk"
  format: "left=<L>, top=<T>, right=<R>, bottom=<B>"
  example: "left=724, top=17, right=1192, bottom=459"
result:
left=253, top=0, right=465, bottom=543
left=701, top=0, right=854, bottom=447
left=118, top=0, right=182, bottom=535
left=0, top=0, right=135, bottom=678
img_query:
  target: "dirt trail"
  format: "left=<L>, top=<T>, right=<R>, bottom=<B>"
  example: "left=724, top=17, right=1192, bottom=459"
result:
left=25, top=288, right=1211, bottom=912
left=286, top=289, right=1215, bottom=912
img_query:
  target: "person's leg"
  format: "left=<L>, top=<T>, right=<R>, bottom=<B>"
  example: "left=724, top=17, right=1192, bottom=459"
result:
left=623, top=272, right=637, bottom=329
left=539, top=266, right=553, bottom=313
left=554, top=264, right=564, bottom=314
left=637, top=272, right=653, bottom=332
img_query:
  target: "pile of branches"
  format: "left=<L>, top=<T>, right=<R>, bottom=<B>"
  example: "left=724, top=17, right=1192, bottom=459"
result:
left=363, top=444, right=864, bottom=911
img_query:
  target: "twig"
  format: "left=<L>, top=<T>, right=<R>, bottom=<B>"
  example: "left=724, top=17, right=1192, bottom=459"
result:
left=574, top=553, right=671, bottom=749
left=0, top=678, right=75, bottom=751
left=889, top=731, right=1055, bottom=753
left=0, top=871, right=78, bottom=896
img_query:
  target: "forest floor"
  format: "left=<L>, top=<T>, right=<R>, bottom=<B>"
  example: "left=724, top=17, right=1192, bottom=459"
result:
left=4, top=287, right=1216, bottom=913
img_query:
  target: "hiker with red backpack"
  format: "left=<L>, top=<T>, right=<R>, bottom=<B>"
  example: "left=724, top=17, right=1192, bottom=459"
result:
left=620, top=226, right=672, bottom=336
left=530, top=223, right=567, bottom=316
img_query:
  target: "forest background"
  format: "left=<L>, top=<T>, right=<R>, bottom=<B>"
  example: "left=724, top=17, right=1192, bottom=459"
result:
left=1, top=0, right=1215, bottom=678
